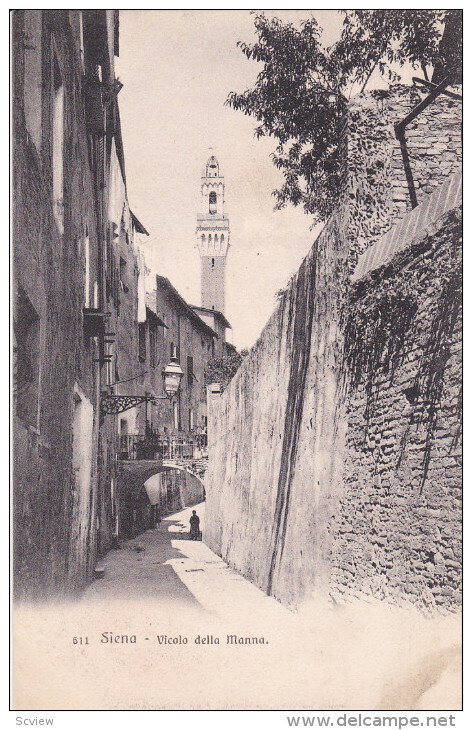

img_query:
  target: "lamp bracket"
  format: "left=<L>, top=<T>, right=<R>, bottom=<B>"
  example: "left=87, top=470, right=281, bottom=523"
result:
left=100, top=393, right=168, bottom=416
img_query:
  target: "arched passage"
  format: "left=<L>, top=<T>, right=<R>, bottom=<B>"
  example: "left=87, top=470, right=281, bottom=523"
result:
left=118, top=461, right=205, bottom=539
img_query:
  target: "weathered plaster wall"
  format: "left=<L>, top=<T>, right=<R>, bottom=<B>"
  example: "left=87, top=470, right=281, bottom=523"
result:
left=205, top=210, right=350, bottom=607
left=12, top=11, right=102, bottom=598
left=205, top=86, right=461, bottom=612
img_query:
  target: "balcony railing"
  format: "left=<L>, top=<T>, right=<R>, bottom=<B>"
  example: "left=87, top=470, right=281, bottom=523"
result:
left=119, top=434, right=207, bottom=461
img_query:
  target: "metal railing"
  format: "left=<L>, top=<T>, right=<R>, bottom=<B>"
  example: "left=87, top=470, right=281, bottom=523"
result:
left=119, top=434, right=207, bottom=461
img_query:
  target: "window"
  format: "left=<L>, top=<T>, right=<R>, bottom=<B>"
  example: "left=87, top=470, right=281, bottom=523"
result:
left=105, top=341, right=114, bottom=386
left=84, top=228, right=90, bottom=307
left=14, top=288, right=40, bottom=427
left=149, top=324, right=157, bottom=368
left=119, top=257, right=128, bottom=293
left=106, top=224, right=119, bottom=307
left=211, top=257, right=215, bottom=268
left=84, top=226, right=91, bottom=309
left=209, top=191, right=217, bottom=214
left=187, top=355, right=194, bottom=386
left=78, top=11, right=85, bottom=73
left=138, top=323, right=146, bottom=362
left=173, top=401, right=180, bottom=430
left=23, top=11, right=42, bottom=154
left=52, top=49, right=64, bottom=234
left=170, top=341, right=179, bottom=361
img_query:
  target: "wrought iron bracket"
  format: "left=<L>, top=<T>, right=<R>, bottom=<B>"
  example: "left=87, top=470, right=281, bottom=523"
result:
left=100, top=393, right=168, bottom=416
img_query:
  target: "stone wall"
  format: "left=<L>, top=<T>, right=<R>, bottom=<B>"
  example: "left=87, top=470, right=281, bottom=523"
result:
left=346, top=86, right=461, bottom=266
left=205, top=85, right=462, bottom=612
left=330, top=210, right=461, bottom=612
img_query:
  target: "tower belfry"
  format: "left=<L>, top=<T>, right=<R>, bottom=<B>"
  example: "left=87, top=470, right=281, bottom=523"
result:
left=196, top=155, right=230, bottom=313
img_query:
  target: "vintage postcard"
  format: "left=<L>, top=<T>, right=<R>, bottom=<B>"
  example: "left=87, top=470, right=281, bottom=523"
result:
left=11, top=8, right=462, bottom=714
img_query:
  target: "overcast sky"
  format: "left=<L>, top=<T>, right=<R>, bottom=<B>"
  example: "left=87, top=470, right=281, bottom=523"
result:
left=115, top=10, right=348, bottom=350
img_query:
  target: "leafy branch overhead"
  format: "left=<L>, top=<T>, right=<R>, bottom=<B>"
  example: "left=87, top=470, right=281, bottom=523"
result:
left=227, top=10, right=461, bottom=223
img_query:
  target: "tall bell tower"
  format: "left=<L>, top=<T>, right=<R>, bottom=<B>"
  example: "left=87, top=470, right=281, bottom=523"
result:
left=196, top=155, right=230, bottom=314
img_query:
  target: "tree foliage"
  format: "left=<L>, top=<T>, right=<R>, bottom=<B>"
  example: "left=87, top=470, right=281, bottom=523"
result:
left=227, top=10, right=459, bottom=223
left=205, top=352, right=244, bottom=391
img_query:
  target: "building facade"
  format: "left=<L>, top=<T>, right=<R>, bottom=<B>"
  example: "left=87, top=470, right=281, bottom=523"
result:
left=152, top=276, right=217, bottom=444
left=12, top=9, right=145, bottom=598
left=12, top=14, right=239, bottom=596
left=190, top=306, right=231, bottom=358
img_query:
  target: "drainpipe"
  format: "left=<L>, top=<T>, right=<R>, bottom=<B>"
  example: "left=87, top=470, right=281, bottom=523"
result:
left=394, top=70, right=461, bottom=210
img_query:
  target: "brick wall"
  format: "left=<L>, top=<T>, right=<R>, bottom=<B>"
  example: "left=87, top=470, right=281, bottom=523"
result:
left=330, top=210, right=461, bottom=612
left=346, top=86, right=461, bottom=266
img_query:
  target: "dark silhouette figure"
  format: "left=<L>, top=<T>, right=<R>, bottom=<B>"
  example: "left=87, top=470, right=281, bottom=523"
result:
left=189, top=510, right=200, bottom=540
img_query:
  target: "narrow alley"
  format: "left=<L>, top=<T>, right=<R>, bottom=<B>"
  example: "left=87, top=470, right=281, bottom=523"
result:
left=11, top=9, right=462, bottom=714
left=83, top=503, right=290, bottom=620
left=14, top=502, right=461, bottom=711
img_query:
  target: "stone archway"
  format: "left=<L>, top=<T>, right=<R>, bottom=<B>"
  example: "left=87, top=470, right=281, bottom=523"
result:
left=117, top=460, right=205, bottom=540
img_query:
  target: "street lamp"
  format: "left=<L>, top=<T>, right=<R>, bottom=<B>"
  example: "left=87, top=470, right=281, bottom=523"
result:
left=100, top=357, right=184, bottom=415
left=162, top=357, right=183, bottom=398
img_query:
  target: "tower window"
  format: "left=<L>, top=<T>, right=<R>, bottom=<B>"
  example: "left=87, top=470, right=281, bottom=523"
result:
left=209, top=191, right=217, bottom=214
left=211, top=258, right=215, bottom=268
left=206, top=157, right=219, bottom=177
